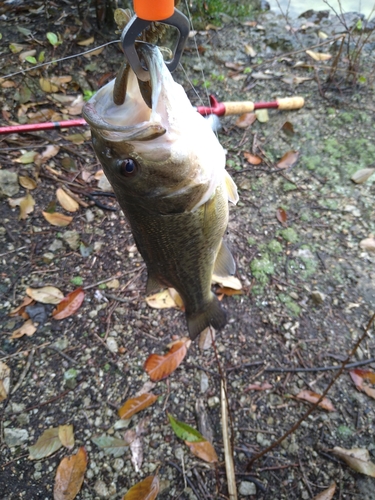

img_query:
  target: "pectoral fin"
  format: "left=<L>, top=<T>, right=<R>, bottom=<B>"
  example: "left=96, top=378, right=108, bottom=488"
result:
left=224, top=170, right=239, bottom=205
left=146, top=272, right=164, bottom=295
left=213, top=240, right=236, bottom=277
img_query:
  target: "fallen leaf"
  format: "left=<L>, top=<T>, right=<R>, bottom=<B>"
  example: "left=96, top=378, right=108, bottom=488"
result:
left=42, top=211, right=73, bottom=227
left=129, top=435, right=143, bottom=472
left=185, top=440, right=218, bottom=463
left=350, top=369, right=375, bottom=400
left=56, top=188, right=79, bottom=212
left=0, top=361, right=11, bottom=402
left=35, top=145, right=60, bottom=166
left=29, top=427, right=63, bottom=459
left=198, top=326, right=215, bottom=350
left=14, top=151, right=38, bottom=164
left=276, top=207, right=288, bottom=225
left=351, top=168, right=375, bottom=184
left=83, top=47, right=104, bottom=58
left=312, top=483, right=336, bottom=500
left=281, top=75, right=313, bottom=85
left=118, top=393, right=159, bottom=420
left=282, top=121, right=295, bottom=136
left=65, top=95, right=84, bottom=116
left=77, top=37, right=94, bottom=46
left=40, top=77, right=59, bottom=93
left=255, top=109, right=269, bottom=123
left=212, top=274, right=242, bottom=290
left=168, top=288, right=184, bottom=310
left=123, top=475, right=159, bottom=500
left=19, top=176, right=37, bottom=190
left=58, top=424, right=75, bottom=449
left=245, top=382, right=273, bottom=391
left=54, top=447, right=87, bottom=500
left=243, top=151, right=262, bottom=164
left=9, top=193, right=35, bottom=220
left=244, top=44, right=256, bottom=57
left=26, top=286, right=64, bottom=304
left=9, top=296, right=34, bottom=317
left=225, top=61, right=245, bottom=71
left=235, top=113, right=257, bottom=129
left=52, top=288, right=85, bottom=320
left=146, top=289, right=179, bottom=309
left=65, top=131, right=91, bottom=144
left=306, top=50, right=332, bottom=61
left=296, top=390, right=336, bottom=411
left=359, top=237, right=375, bottom=253
left=332, top=447, right=375, bottom=477
left=276, top=150, right=300, bottom=169
left=92, top=434, right=129, bottom=457
left=168, top=413, right=205, bottom=442
left=215, top=286, right=243, bottom=296
left=19, top=49, right=36, bottom=62
left=144, top=338, right=191, bottom=381
left=10, top=319, right=38, bottom=339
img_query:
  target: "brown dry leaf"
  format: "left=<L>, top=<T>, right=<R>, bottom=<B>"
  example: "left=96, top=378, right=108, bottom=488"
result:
left=39, top=77, right=59, bottom=93
left=1, top=79, right=16, bottom=88
left=306, top=50, right=332, bottom=61
left=54, top=447, right=87, bottom=500
left=77, top=37, right=94, bottom=46
left=235, top=113, right=257, bottom=128
left=212, top=274, right=242, bottom=290
left=296, top=390, right=336, bottom=411
left=244, top=44, right=256, bottom=57
left=185, top=440, right=218, bottom=463
left=65, top=95, right=84, bottom=116
left=146, top=289, right=178, bottom=309
left=56, top=188, right=79, bottom=212
left=26, top=286, right=64, bottom=304
left=198, top=326, right=215, bottom=350
left=53, top=288, right=85, bottom=320
left=10, top=319, right=38, bottom=339
left=118, top=393, right=159, bottom=420
left=243, top=151, right=262, bottom=165
left=350, top=369, right=375, bottom=400
left=9, top=296, right=34, bottom=317
left=123, top=475, right=159, bottom=500
left=216, top=286, right=243, bottom=296
left=312, top=483, right=336, bottom=500
left=276, top=207, right=288, bottom=226
left=245, top=382, right=273, bottom=391
left=58, top=424, right=75, bottom=449
left=19, top=49, right=36, bottom=62
left=281, top=75, right=313, bottom=85
left=19, top=176, right=37, bottom=190
left=65, top=131, right=91, bottom=144
left=144, top=337, right=191, bottom=381
left=83, top=47, right=104, bottom=58
left=332, top=447, right=375, bottom=477
left=168, top=288, right=184, bottom=310
left=359, top=237, right=375, bottom=253
left=0, top=361, right=11, bottom=402
left=28, top=108, right=62, bottom=123
left=282, top=121, right=295, bottom=136
left=42, top=211, right=73, bottom=227
left=9, top=193, right=35, bottom=220
left=35, top=145, right=60, bottom=166
left=276, top=150, right=300, bottom=169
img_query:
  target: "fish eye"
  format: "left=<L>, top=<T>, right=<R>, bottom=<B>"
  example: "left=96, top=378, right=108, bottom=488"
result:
left=119, top=158, right=138, bottom=177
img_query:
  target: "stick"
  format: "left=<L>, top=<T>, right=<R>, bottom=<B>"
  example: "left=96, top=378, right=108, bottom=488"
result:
left=221, top=380, right=238, bottom=500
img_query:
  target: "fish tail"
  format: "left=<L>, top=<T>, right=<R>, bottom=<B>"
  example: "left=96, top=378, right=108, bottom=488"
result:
left=186, top=294, right=227, bottom=340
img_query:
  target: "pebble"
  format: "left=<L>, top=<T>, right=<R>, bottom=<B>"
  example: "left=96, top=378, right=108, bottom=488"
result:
left=4, top=428, right=29, bottom=446
left=49, top=239, right=63, bottom=252
left=311, top=290, right=326, bottom=304
left=239, top=481, right=256, bottom=495
left=98, top=174, right=113, bottom=192
left=62, top=230, right=80, bottom=250
left=85, top=209, right=95, bottom=222
left=200, top=372, right=209, bottom=393
left=106, top=337, right=118, bottom=353
left=94, top=479, right=109, bottom=498
left=207, top=396, right=220, bottom=408
left=0, top=169, right=19, bottom=197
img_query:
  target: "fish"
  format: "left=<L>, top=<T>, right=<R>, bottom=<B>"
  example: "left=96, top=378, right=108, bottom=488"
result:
left=83, top=43, right=238, bottom=340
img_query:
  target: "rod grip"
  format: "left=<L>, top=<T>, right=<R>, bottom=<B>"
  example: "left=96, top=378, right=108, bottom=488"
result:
left=223, top=101, right=255, bottom=115
left=276, top=97, right=305, bottom=110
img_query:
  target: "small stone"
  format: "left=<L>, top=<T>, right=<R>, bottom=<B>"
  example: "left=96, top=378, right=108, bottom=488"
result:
left=207, top=396, right=220, bottom=408
left=239, top=481, right=256, bottom=495
left=85, top=209, right=95, bottom=222
left=200, top=372, right=209, bottom=393
left=112, top=458, right=124, bottom=471
left=62, top=230, right=80, bottom=250
left=97, top=174, right=113, bottom=192
left=106, top=337, right=118, bottom=353
left=0, top=170, right=19, bottom=198
left=106, top=279, right=120, bottom=289
left=49, top=239, right=63, bottom=252
left=94, top=479, right=109, bottom=498
left=4, top=428, right=29, bottom=446
left=311, top=290, right=326, bottom=304
left=42, top=252, right=55, bottom=263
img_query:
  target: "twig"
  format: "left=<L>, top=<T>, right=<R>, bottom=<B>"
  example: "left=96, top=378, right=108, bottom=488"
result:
left=0, top=246, right=27, bottom=258
left=46, top=346, right=77, bottom=365
left=83, top=267, right=144, bottom=290
left=227, top=361, right=264, bottom=372
left=11, top=348, right=35, bottom=395
left=221, top=381, right=238, bottom=500
left=257, top=463, right=299, bottom=472
left=246, top=312, right=375, bottom=470
left=1, top=453, right=29, bottom=470
left=166, top=461, right=202, bottom=499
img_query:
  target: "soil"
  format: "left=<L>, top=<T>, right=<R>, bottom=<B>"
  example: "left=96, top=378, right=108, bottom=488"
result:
left=1, top=2, right=375, bottom=500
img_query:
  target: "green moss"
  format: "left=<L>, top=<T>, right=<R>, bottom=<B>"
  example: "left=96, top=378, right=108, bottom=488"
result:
left=278, top=293, right=301, bottom=316
left=267, top=239, right=283, bottom=254
left=280, top=228, right=299, bottom=243
left=283, top=182, right=297, bottom=192
left=247, top=236, right=257, bottom=246
left=304, top=156, right=321, bottom=171
left=251, top=255, right=274, bottom=284
left=327, top=107, right=336, bottom=115
left=339, top=112, right=354, bottom=123
left=337, top=425, right=353, bottom=439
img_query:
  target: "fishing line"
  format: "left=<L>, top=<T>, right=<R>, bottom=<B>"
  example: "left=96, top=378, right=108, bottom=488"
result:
left=2, top=40, right=121, bottom=80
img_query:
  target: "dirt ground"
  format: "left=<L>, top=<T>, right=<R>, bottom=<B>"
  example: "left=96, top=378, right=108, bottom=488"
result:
left=1, top=1, right=375, bottom=499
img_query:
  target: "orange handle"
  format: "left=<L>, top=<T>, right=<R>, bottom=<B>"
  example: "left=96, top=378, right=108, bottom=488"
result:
left=134, top=0, right=174, bottom=21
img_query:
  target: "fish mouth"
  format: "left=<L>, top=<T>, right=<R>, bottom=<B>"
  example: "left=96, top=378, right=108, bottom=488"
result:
left=82, top=43, right=167, bottom=141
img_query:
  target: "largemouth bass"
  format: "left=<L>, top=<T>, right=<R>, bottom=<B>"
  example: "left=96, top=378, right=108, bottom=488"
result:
left=83, top=44, right=238, bottom=339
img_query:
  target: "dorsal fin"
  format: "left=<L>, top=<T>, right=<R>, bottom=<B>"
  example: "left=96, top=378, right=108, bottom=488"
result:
left=224, top=170, right=239, bottom=205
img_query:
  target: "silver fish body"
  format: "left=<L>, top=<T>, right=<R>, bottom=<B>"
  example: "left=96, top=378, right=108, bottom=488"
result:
left=83, top=44, right=238, bottom=339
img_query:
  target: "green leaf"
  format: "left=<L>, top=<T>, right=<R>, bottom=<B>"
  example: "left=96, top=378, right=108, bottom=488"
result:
left=38, top=51, right=45, bottom=63
left=25, top=56, right=37, bottom=64
left=168, top=414, right=205, bottom=443
left=92, top=434, right=129, bottom=457
left=70, top=276, right=83, bottom=286
left=17, top=26, right=32, bottom=36
left=47, top=32, right=59, bottom=46
left=29, top=427, right=62, bottom=459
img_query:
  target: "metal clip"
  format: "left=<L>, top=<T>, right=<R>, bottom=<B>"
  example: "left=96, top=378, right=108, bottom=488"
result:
left=121, top=8, right=190, bottom=82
